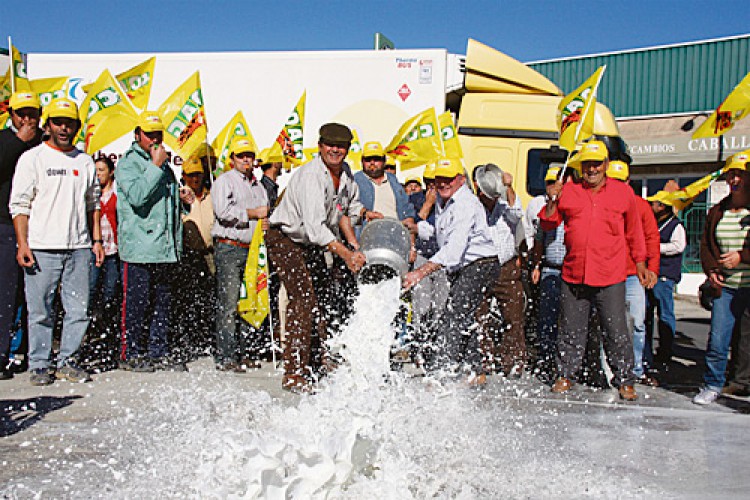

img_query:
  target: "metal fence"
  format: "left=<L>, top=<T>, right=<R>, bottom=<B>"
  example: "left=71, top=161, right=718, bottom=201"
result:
left=678, top=202, right=708, bottom=273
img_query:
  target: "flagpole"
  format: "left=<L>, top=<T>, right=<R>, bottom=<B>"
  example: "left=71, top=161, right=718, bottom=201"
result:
left=559, top=65, right=607, bottom=180
left=8, top=37, right=15, bottom=94
left=267, top=303, right=277, bottom=368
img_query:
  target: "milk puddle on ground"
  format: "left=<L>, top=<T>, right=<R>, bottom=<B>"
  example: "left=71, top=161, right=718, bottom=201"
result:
left=4, top=277, right=655, bottom=498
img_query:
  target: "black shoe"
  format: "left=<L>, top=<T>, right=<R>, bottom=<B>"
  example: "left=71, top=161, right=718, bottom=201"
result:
left=154, top=358, right=188, bottom=372
left=120, top=357, right=156, bottom=373
left=56, top=362, right=92, bottom=383
left=0, top=367, right=13, bottom=380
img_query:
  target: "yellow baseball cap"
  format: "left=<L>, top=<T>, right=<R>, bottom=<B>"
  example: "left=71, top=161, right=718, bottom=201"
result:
left=182, top=156, right=204, bottom=175
left=46, top=98, right=79, bottom=120
left=9, top=92, right=40, bottom=110
left=230, top=136, right=256, bottom=156
left=725, top=152, right=749, bottom=171
left=422, top=163, right=436, bottom=180
left=433, top=157, right=464, bottom=178
left=137, top=111, right=164, bottom=132
left=569, top=140, right=609, bottom=169
left=362, top=141, right=385, bottom=158
left=545, top=166, right=561, bottom=182
left=405, top=176, right=422, bottom=186
left=646, top=190, right=676, bottom=206
left=606, top=160, right=630, bottom=181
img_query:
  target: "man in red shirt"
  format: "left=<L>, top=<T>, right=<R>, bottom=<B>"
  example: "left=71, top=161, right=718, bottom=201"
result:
left=540, top=141, right=648, bottom=400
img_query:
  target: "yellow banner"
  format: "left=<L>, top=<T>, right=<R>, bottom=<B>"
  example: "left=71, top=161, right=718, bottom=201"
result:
left=438, top=111, right=463, bottom=160
left=31, top=76, right=69, bottom=107
left=1, top=45, right=33, bottom=112
left=348, top=128, right=363, bottom=171
left=82, top=57, right=156, bottom=110
left=657, top=167, right=726, bottom=211
left=693, top=71, right=750, bottom=139
left=211, top=111, right=258, bottom=174
left=385, top=108, right=443, bottom=171
left=238, top=223, right=270, bottom=328
left=265, top=91, right=306, bottom=165
left=158, top=71, right=208, bottom=157
left=557, top=66, right=605, bottom=152
left=77, top=69, right=139, bottom=154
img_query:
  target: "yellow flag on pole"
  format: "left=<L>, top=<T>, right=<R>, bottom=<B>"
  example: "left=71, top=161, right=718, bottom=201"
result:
left=692, top=72, right=750, bottom=139
left=557, top=66, right=606, bottom=153
left=263, top=91, right=306, bottom=165
left=31, top=76, right=69, bottom=107
left=82, top=58, right=156, bottom=110
left=211, top=111, right=258, bottom=174
left=649, top=166, right=726, bottom=211
left=438, top=111, right=463, bottom=160
left=158, top=71, right=208, bottom=157
left=1, top=44, right=32, bottom=112
left=238, top=222, right=270, bottom=328
left=77, top=69, right=139, bottom=154
left=385, top=108, right=443, bottom=171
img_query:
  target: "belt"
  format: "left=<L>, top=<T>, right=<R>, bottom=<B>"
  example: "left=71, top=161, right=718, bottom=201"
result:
left=216, top=238, right=250, bottom=249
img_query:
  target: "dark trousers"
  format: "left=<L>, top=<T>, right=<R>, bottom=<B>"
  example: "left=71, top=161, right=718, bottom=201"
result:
left=730, top=308, right=750, bottom=389
left=0, top=223, right=20, bottom=367
left=558, top=280, right=635, bottom=387
left=79, top=253, right=122, bottom=367
left=174, top=249, right=215, bottom=361
left=428, top=257, right=500, bottom=376
left=476, top=258, right=527, bottom=373
left=266, top=229, right=332, bottom=379
left=122, top=262, right=174, bottom=360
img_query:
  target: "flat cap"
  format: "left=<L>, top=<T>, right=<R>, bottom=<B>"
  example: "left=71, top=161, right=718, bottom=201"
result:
left=319, top=122, right=353, bottom=146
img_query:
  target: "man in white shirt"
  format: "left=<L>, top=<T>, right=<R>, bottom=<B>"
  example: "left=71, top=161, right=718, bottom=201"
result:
left=10, top=98, right=103, bottom=386
left=404, top=158, right=499, bottom=384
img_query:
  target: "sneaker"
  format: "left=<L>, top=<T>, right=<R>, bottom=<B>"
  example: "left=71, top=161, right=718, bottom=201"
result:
left=693, top=388, right=720, bottom=405
left=618, top=384, right=638, bottom=401
left=551, top=377, right=573, bottom=393
left=30, top=368, right=55, bottom=386
left=0, top=366, right=13, bottom=380
left=56, top=363, right=92, bottom=383
left=637, top=374, right=660, bottom=387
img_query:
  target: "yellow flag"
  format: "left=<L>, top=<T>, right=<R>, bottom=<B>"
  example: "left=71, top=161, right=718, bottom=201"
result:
left=348, top=128, right=363, bottom=171
left=438, top=111, right=463, bottom=160
left=693, top=71, right=750, bottom=139
left=31, top=77, right=69, bottom=107
left=655, top=167, right=726, bottom=211
left=77, top=69, right=139, bottom=154
left=1, top=45, right=33, bottom=112
left=0, top=112, right=10, bottom=129
left=82, top=58, right=156, bottom=110
left=238, top=223, right=270, bottom=328
left=211, top=111, right=258, bottom=174
left=267, top=91, right=306, bottom=165
left=557, top=66, right=606, bottom=153
left=158, top=72, right=208, bottom=157
left=385, top=108, right=443, bottom=171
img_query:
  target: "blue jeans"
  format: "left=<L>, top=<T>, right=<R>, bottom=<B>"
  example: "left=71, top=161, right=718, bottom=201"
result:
left=647, top=277, right=676, bottom=362
left=25, top=249, right=91, bottom=370
left=537, top=268, right=562, bottom=364
left=625, top=275, right=647, bottom=377
left=214, top=242, right=253, bottom=364
left=704, top=287, right=750, bottom=391
left=123, top=262, right=173, bottom=360
left=89, top=253, right=121, bottom=310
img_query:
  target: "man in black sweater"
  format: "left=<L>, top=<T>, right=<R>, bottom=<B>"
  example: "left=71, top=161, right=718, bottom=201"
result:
left=0, top=92, right=43, bottom=379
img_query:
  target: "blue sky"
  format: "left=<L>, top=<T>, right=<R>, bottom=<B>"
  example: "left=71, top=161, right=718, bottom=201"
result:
left=2, top=0, right=749, bottom=62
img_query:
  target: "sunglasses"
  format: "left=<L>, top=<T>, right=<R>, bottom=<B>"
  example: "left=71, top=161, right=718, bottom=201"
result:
left=363, top=156, right=385, bottom=162
left=49, top=117, right=76, bottom=127
left=13, top=108, right=40, bottom=119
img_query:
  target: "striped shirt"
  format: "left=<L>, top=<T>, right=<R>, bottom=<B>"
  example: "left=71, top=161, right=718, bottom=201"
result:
left=716, top=208, right=750, bottom=289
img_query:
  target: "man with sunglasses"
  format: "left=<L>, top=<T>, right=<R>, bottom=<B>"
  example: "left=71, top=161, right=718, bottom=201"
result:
left=116, top=111, right=193, bottom=372
left=267, top=123, right=366, bottom=393
left=10, top=98, right=103, bottom=385
left=211, top=137, right=269, bottom=372
left=0, top=92, right=43, bottom=380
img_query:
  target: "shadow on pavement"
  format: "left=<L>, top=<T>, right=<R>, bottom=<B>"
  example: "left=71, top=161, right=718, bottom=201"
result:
left=0, top=396, right=83, bottom=437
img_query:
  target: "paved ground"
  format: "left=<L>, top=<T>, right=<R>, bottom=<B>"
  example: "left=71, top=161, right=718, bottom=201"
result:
left=2, top=296, right=749, bottom=498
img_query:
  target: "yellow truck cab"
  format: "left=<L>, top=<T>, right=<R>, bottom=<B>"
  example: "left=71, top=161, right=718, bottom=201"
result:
left=456, top=39, right=625, bottom=205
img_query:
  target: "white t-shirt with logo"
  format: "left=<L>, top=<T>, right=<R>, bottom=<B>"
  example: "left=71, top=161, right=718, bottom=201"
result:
left=10, top=142, right=99, bottom=250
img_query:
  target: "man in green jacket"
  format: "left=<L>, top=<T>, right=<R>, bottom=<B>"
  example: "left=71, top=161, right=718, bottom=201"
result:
left=116, top=111, right=193, bottom=372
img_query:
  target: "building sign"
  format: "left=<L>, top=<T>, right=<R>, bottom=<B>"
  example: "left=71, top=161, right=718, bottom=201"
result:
left=626, top=132, right=750, bottom=165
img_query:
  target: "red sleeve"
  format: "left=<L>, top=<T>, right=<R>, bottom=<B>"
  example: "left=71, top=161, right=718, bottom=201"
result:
left=639, top=199, right=661, bottom=274
left=624, top=190, right=647, bottom=265
left=538, top=204, right=562, bottom=231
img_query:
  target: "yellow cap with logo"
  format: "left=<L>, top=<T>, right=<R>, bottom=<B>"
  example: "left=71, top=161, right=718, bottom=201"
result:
left=545, top=166, right=561, bottom=182
left=725, top=151, right=749, bottom=171
left=182, top=156, right=204, bottom=175
left=606, top=160, right=630, bottom=181
left=362, top=141, right=385, bottom=158
left=9, top=92, right=40, bottom=110
left=137, top=111, right=164, bottom=132
left=230, top=136, right=256, bottom=156
left=569, top=140, right=609, bottom=170
left=433, top=157, right=464, bottom=178
left=46, top=98, right=79, bottom=120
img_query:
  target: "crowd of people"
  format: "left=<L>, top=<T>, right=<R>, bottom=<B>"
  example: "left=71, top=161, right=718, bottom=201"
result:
left=1, top=90, right=748, bottom=403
